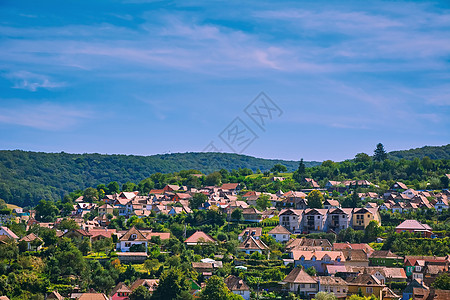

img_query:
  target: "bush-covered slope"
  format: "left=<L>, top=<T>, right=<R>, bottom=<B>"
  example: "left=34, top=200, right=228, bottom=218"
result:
left=389, top=144, right=450, bottom=160
left=0, top=150, right=318, bottom=206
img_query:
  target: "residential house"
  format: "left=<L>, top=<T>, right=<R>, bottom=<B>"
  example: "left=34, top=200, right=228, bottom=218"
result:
left=98, top=204, right=113, bottom=216
left=220, top=183, right=240, bottom=194
left=422, top=262, right=449, bottom=287
left=346, top=273, right=385, bottom=299
left=46, top=291, right=64, bottom=300
left=391, top=182, right=408, bottom=190
left=304, top=178, right=320, bottom=189
left=392, top=202, right=405, bottom=213
left=411, top=287, right=450, bottom=300
left=402, top=279, right=429, bottom=300
left=282, top=191, right=308, bottom=208
left=130, top=279, right=159, bottom=294
left=144, top=231, right=171, bottom=242
left=302, top=209, right=327, bottom=233
left=109, top=282, right=132, bottom=300
left=77, top=293, right=109, bottom=300
left=114, top=198, right=129, bottom=216
left=192, top=262, right=215, bottom=279
left=325, top=180, right=342, bottom=190
left=395, top=220, right=433, bottom=238
left=286, top=238, right=333, bottom=252
left=238, top=227, right=262, bottom=242
left=402, top=188, right=418, bottom=199
left=268, top=225, right=291, bottom=243
left=184, top=231, right=216, bottom=246
left=168, top=206, right=192, bottom=216
left=224, top=275, right=251, bottom=300
left=352, top=207, right=380, bottom=230
left=290, top=250, right=345, bottom=273
left=116, top=226, right=148, bottom=252
left=323, top=199, right=340, bottom=209
left=241, top=207, right=263, bottom=222
left=369, top=250, right=403, bottom=267
left=19, top=233, right=43, bottom=251
left=89, top=228, right=117, bottom=242
left=238, top=236, right=269, bottom=255
left=62, top=229, right=92, bottom=242
left=325, top=208, right=351, bottom=232
left=163, top=185, right=180, bottom=192
left=333, top=243, right=374, bottom=256
left=434, top=196, right=449, bottom=212
left=350, top=267, right=407, bottom=285
left=173, top=193, right=193, bottom=202
left=279, top=209, right=303, bottom=233
left=342, top=249, right=369, bottom=268
left=0, top=226, right=18, bottom=240
left=317, top=276, right=348, bottom=299
left=281, top=267, right=318, bottom=298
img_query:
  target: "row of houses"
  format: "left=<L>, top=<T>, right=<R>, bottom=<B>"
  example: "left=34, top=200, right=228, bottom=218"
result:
left=278, top=207, right=381, bottom=234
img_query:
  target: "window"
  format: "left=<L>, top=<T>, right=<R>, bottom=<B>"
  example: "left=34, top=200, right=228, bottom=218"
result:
left=300, top=284, right=305, bottom=288
left=366, top=287, right=373, bottom=294
left=125, top=242, right=131, bottom=247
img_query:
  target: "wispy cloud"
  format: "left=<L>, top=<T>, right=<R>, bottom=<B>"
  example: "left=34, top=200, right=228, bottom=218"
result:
left=0, top=102, right=92, bottom=130
left=5, top=71, right=66, bottom=91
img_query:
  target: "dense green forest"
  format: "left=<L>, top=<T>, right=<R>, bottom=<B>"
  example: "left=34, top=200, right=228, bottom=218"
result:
left=388, top=144, right=450, bottom=160
left=0, top=144, right=449, bottom=207
left=0, top=151, right=318, bottom=207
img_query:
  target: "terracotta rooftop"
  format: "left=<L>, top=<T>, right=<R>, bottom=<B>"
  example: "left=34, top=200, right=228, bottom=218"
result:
left=283, top=267, right=317, bottom=284
left=185, top=231, right=216, bottom=244
left=268, top=225, right=291, bottom=235
left=225, top=275, right=250, bottom=291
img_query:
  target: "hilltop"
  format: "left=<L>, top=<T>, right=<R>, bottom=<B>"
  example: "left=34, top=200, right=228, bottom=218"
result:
left=0, top=150, right=319, bottom=207
left=388, top=144, right=450, bottom=160
left=1, top=144, right=449, bottom=207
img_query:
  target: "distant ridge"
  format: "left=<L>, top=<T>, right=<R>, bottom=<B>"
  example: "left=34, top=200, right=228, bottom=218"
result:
left=388, top=144, right=450, bottom=160
left=0, top=150, right=319, bottom=206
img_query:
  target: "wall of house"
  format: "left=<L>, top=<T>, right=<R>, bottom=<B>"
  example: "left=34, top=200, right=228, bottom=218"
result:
left=117, top=241, right=147, bottom=252
left=232, top=290, right=250, bottom=300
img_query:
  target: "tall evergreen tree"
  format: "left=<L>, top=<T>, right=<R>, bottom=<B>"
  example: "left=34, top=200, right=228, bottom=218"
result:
left=374, top=143, right=388, bottom=162
left=293, top=158, right=306, bottom=183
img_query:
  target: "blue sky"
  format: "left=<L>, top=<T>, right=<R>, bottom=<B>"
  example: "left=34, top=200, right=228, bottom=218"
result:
left=1, top=0, right=449, bottom=161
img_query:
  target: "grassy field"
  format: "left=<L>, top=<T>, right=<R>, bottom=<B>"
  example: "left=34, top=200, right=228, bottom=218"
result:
left=245, top=172, right=293, bottom=179
left=6, top=203, right=21, bottom=210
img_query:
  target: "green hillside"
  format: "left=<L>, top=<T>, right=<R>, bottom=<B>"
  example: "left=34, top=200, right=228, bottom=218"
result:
left=388, top=144, right=450, bottom=160
left=0, top=150, right=319, bottom=207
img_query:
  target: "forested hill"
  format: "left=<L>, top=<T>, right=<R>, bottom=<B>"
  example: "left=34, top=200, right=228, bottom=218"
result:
left=0, top=150, right=318, bottom=207
left=388, top=144, right=450, bottom=160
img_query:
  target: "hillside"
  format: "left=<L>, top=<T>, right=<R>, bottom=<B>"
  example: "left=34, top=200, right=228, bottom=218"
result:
left=0, top=150, right=319, bottom=207
left=388, top=144, right=450, bottom=160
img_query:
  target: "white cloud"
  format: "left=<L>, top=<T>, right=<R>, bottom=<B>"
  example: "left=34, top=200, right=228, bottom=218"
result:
left=0, top=102, right=93, bottom=130
left=5, top=71, right=66, bottom=91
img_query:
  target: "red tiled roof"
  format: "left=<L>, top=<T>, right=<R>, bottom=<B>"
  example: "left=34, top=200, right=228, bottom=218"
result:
left=185, top=231, right=216, bottom=244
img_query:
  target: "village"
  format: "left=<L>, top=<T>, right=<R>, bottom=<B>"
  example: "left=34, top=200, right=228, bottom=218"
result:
left=0, top=174, right=449, bottom=300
